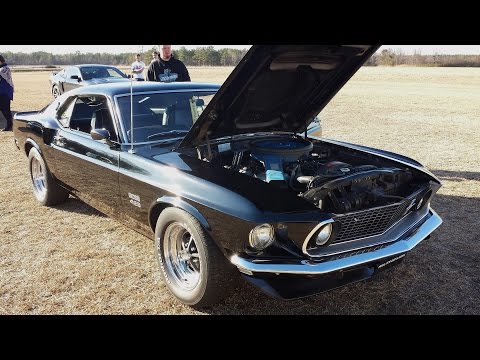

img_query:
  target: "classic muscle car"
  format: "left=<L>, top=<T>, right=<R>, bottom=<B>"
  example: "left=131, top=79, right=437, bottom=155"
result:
left=13, top=45, right=442, bottom=308
left=49, top=64, right=130, bottom=98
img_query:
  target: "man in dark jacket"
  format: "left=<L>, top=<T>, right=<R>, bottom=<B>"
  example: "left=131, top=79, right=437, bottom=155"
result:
left=0, top=54, right=14, bottom=131
left=147, top=45, right=191, bottom=82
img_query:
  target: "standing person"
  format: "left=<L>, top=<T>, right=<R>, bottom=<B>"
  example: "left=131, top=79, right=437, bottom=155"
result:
left=147, top=45, right=190, bottom=82
left=0, top=54, right=14, bottom=131
left=131, top=53, right=145, bottom=81
left=151, top=51, right=159, bottom=63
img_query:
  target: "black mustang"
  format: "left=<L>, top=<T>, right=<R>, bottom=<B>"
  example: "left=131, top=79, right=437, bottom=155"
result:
left=13, top=45, right=442, bottom=307
left=49, top=64, right=130, bottom=98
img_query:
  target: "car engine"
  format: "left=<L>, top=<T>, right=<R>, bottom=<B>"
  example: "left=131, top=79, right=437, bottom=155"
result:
left=286, top=158, right=411, bottom=212
left=205, top=137, right=423, bottom=214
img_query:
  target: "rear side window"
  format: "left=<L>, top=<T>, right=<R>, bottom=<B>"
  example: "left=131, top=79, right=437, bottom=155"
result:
left=58, top=99, right=75, bottom=127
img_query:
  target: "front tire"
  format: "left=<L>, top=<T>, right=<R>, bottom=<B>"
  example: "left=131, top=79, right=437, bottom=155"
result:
left=52, top=85, right=61, bottom=98
left=28, top=147, right=69, bottom=206
left=155, top=208, right=238, bottom=308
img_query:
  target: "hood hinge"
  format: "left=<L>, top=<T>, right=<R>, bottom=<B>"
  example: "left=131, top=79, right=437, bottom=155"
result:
left=205, top=133, right=213, bottom=160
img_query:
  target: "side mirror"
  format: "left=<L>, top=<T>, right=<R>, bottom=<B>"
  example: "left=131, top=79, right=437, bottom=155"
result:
left=91, top=128, right=116, bottom=148
left=71, top=75, right=81, bottom=82
left=91, top=128, right=110, bottom=141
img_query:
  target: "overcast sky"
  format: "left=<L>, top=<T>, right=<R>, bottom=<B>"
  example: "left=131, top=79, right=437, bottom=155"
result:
left=1, top=45, right=480, bottom=55
left=0, top=45, right=249, bottom=54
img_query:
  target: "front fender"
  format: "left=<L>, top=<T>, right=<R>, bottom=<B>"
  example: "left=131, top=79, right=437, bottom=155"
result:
left=149, top=196, right=211, bottom=231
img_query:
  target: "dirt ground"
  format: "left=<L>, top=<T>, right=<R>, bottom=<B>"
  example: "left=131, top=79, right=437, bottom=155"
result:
left=0, top=66, right=479, bottom=314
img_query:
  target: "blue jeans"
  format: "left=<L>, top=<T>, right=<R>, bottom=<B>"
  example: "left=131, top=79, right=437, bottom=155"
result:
left=0, top=94, right=12, bottom=128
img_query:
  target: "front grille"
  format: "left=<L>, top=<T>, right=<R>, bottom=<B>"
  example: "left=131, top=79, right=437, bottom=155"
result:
left=333, top=199, right=412, bottom=243
left=324, top=243, right=390, bottom=261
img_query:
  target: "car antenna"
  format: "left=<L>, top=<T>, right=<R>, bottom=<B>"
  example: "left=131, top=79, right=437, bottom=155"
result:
left=128, top=76, right=135, bottom=154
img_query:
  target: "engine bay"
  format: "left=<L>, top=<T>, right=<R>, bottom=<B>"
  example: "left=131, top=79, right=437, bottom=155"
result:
left=196, top=136, right=429, bottom=214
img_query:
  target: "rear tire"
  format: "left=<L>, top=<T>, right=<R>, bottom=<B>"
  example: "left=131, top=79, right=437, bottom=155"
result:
left=154, top=207, right=239, bottom=308
left=28, top=147, right=69, bottom=206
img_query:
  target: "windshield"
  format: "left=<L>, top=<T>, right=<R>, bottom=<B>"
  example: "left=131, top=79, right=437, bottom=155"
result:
left=80, top=66, right=127, bottom=80
left=116, top=90, right=216, bottom=143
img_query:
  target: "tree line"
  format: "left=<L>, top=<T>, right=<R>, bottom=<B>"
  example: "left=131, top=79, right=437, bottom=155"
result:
left=2, top=47, right=480, bottom=67
left=1, top=46, right=249, bottom=67
left=368, top=49, right=480, bottom=67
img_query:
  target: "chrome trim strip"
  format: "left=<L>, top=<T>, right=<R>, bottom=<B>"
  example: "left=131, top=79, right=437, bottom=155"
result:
left=302, top=219, right=335, bottom=256
left=231, top=209, right=442, bottom=275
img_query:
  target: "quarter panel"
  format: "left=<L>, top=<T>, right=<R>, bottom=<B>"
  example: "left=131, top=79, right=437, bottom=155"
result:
left=13, top=112, right=60, bottom=168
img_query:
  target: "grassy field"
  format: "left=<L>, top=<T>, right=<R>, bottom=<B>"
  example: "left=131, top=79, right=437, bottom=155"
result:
left=1, top=66, right=479, bottom=314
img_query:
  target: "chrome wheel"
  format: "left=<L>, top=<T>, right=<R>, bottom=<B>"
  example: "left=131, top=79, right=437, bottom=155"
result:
left=28, top=147, right=69, bottom=206
left=155, top=208, right=239, bottom=307
left=52, top=86, right=60, bottom=98
left=31, top=156, right=47, bottom=200
left=163, top=222, right=201, bottom=291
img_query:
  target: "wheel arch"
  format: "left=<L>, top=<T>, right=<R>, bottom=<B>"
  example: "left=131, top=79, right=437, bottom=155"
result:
left=149, top=196, right=211, bottom=233
left=52, top=82, right=61, bottom=94
left=24, top=138, right=42, bottom=157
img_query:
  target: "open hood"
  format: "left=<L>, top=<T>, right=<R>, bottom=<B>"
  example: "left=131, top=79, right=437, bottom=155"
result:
left=179, top=45, right=379, bottom=148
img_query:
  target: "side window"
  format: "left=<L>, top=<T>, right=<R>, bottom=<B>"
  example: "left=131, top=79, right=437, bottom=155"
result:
left=106, top=68, right=124, bottom=78
left=57, top=95, right=117, bottom=141
left=91, top=107, right=118, bottom=142
left=65, top=67, right=74, bottom=79
left=65, top=67, right=80, bottom=79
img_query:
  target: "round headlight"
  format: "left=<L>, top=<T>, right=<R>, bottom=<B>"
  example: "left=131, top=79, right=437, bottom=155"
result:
left=315, top=223, right=332, bottom=246
left=249, top=224, right=275, bottom=250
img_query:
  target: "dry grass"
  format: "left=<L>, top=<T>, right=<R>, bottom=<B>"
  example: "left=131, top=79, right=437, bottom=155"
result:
left=1, top=66, right=479, bottom=314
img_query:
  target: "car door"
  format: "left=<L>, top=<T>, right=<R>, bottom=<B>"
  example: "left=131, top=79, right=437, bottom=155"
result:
left=50, top=94, right=121, bottom=216
left=54, top=69, right=67, bottom=93
left=63, top=67, right=82, bottom=92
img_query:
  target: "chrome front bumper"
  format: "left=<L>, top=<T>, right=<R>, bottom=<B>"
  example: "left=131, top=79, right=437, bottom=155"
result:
left=231, top=208, right=442, bottom=275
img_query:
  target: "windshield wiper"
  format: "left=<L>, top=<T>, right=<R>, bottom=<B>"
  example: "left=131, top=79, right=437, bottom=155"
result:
left=147, top=130, right=189, bottom=140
